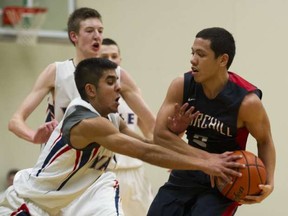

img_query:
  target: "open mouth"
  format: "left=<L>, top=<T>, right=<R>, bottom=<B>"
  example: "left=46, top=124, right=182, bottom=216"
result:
left=93, top=42, right=100, bottom=49
left=192, top=66, right=199, bottom=72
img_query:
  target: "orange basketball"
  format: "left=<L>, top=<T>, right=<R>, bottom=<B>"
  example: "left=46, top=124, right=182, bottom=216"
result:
left=216, top=150, right=267, bottom=202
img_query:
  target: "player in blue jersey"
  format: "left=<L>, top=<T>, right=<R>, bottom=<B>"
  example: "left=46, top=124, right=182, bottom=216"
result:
left=147, top=27, right=276, bottom=216
left=0, top=58, right=244, bottom=215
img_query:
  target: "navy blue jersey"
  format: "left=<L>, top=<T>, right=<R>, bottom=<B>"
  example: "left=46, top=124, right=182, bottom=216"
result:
left=147, top=72, right=261, bottom=215
left=183, top=71, right=262, bottom=153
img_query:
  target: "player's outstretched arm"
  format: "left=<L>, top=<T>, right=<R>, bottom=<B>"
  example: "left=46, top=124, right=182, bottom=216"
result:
left=70, top=116, right=243, bottom=181
left=8, top=63, right=56, bottom=144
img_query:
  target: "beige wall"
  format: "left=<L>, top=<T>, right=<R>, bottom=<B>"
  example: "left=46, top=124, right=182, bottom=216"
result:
left=0, top=0, right=286, bottom=215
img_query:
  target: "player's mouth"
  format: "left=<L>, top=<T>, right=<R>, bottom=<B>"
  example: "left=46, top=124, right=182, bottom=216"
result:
left=191, top=66, right=199, bottom=74
left=92, top=42, right=100, bottom=51
left=115, top=96, right=120, bottom=105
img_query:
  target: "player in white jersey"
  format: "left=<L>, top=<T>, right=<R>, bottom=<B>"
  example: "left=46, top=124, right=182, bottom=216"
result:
left=1, top=97, right=121, bottom=215
left=0, top=58, right=244, bottom=215
left=7, top=8, right=155, bottom=215
left=8, top=7, right=155, bottom=148
left=100, top=38, right=153, bottom=216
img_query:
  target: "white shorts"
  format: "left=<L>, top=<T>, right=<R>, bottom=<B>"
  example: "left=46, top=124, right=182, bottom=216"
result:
left=61, top=171, right=124, bottom=216
left=114, top=166, right=154, bottom=216
left=0, top=172, right=124, bottom=216
left=0, top=186, right=49, bottom=216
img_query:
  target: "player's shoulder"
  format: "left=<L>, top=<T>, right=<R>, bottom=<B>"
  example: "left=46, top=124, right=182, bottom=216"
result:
left=241, top=92, right=262, bottom=108
left=169, top=74, right=184, bottom=89
left=39, top=62, right=57, bottom=82
left=239, top=92, right=264, bottom=122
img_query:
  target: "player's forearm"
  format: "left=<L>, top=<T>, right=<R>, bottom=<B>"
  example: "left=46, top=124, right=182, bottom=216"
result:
left=140, top=144, right=207, bottom=170
left=137, top=118, right=153, bottom=139
left=257, top=141, right=276, bottom=187
left=154, top=128, right=209, bottom=159
left=8, top=116, right=36, bottom=143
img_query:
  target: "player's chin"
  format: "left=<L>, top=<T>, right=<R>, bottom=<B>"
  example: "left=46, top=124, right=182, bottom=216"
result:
left=110, top=105, right=119, bottom=113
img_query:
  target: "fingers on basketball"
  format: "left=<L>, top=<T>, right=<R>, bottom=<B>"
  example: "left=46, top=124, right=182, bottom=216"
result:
left=216, top=150, right=267, bottom=202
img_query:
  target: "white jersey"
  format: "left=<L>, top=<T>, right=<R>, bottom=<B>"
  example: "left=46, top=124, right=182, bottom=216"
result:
left=13, top=98, right=120, bottom=215
left=114, top=97, right=143, bottom=169
left=47, top=60, right=142, bottom=169
left=47, top=60, right=121, bottom=123
left=113, top=67, right=143, bottom=169
left=46, top=59, right=78, bottom=122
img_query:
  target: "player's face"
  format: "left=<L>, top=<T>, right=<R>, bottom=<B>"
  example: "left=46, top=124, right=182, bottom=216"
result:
left=93, top=70, right=121, bottom=116
left=99, top=45, right=122, bottom=66
left=73, top=18, right=104, bottom=58
left=190, top=38, right=224, bottom=85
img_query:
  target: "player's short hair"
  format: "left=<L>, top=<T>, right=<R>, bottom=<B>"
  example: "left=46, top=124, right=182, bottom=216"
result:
left=102, top=38, right=120, bottom=53
left=196, top=27, right=236, bottom=69
left=75, top=58, right=117, bottom=101
left=67, top=7, right=102, bottom=44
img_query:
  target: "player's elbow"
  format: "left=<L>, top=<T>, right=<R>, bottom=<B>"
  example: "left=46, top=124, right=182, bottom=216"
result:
left=8, top=115, right=19, bottom=133
left=8, top=118, right=14, bottom=132
left=153, top=129, right=170, bottom=147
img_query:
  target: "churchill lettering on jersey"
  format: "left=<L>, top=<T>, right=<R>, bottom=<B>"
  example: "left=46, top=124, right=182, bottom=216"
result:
left=190, top=113, right=232, bottom=137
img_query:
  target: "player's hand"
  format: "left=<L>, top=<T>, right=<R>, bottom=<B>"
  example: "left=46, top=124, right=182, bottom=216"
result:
left=167, top=103, right=200, bottom=134
left=238, top=184, right=274, bottom=204
left=203, top=152, right=245, bottom=186
left=33, top=119, right=58, bottom=144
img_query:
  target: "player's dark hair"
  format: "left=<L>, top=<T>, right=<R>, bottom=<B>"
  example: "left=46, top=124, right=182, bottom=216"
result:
left=67, top=7, right=102, bottom=45
left=75, top=58, right=117, bottom=101
left=196, top=27, right=235, bottom=69
left=102, top=38, right=117, bottom=46
left=102, top=38, right=120, bottom=54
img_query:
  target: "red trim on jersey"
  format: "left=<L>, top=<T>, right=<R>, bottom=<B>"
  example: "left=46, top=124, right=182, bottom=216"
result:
left=236, top=127, right=249, bottom=150
left=11, top=203, right=30, bottom=216
left=222, top=202, right=240, bottom=216
left=228, top=72, right=258, bottom=92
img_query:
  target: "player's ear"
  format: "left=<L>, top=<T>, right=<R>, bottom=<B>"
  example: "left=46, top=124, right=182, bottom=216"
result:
left=69, top=31, right=78, bottom=44
left=85, top=83, right=97, bottom=97
left=219, top=54, right=229, bottom=67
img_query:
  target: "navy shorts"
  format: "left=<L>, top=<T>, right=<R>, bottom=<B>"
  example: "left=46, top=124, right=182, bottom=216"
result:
left=147, top=171, right=239, bottom=216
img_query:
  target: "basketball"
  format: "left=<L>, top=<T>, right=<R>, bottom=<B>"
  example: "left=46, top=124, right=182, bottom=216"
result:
left=216, top=150, right=267, bottom=202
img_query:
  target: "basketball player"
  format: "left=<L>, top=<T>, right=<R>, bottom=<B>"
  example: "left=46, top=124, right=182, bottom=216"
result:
left=147, top=27, right=276, bottom=216
left=8, top=7, right=155, bottom=147
left=0, top=58, right=245, bottom=215
left=99, top=38, right=154, bottom=216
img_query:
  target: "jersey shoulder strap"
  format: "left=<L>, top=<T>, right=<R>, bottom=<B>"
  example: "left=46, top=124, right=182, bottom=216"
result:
left=183, top=72, right=197, bottom=106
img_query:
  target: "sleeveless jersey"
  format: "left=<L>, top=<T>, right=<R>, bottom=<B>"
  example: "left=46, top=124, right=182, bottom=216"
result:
left=169, top=71, right=262, bottom=187
left=46, top=60, right=121, bottom=123
left=13, top=98, right=120, bottom=215
left=112, top=68, right=143, bottom=169
left=183, top=71, right=262, bottom=153
left=46, top=61, right=141, bottom=169
left=46, top=59, right=78, bottom=122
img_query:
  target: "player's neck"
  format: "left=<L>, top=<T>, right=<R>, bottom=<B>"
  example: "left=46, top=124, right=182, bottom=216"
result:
left=202, top=72, right=229, bottom=99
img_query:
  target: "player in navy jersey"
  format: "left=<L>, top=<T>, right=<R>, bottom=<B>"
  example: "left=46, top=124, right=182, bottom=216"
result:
left=147, top=27, right=276, bottom=216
